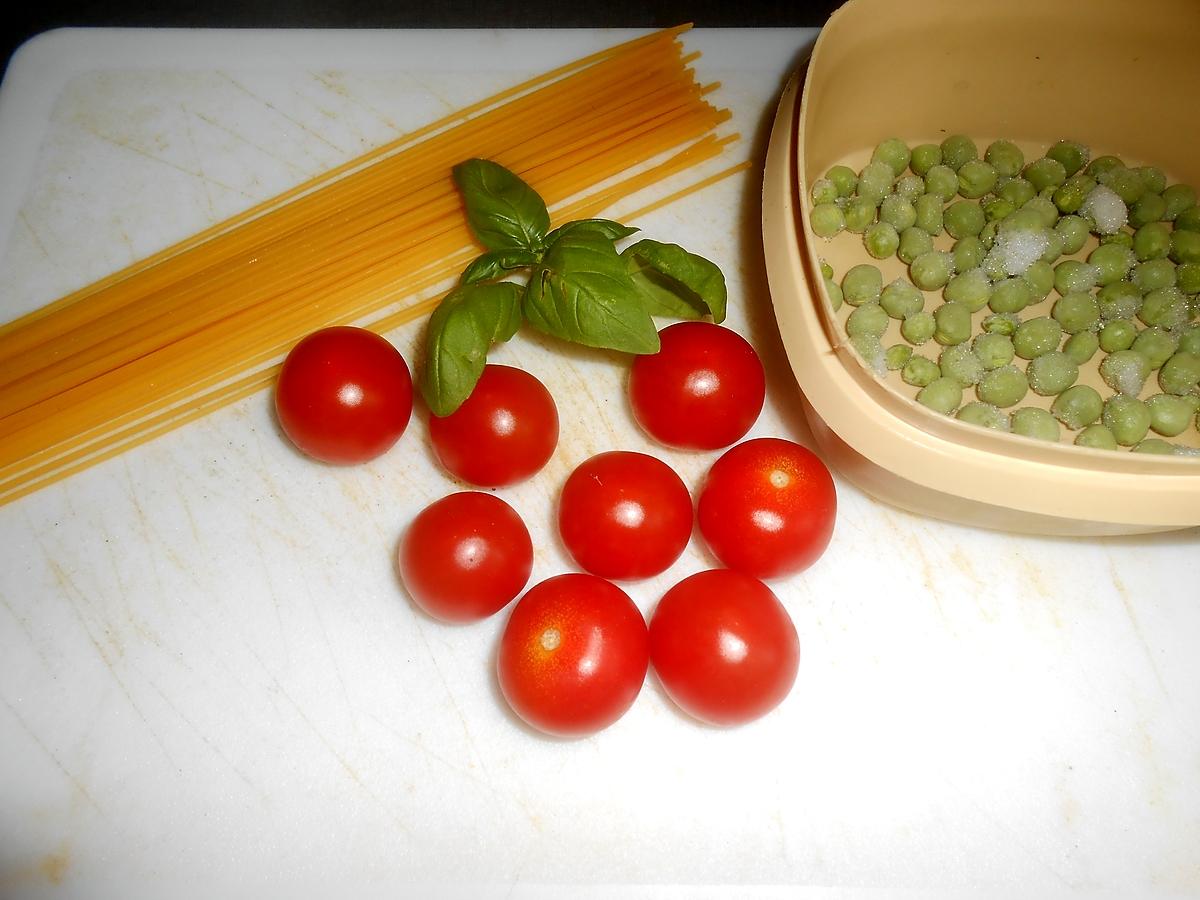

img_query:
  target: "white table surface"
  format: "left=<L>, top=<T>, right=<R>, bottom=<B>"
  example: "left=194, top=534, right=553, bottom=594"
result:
left=0, top=26, right=1197, bottom=900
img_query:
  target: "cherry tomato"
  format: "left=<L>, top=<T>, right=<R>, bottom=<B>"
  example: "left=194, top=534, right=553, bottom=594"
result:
left=697, top=437, right=836, bottom=580
left=428, top=364, right=559, bottom=487
left=497, top=573, right=649, bottom=737
left=629, top=321, right=766, bottom=450
left=398, top=492, right=533, bottom=624
left=649, top=569, right=799, bottom=726
left=558, top=450, right=693, bottom=581
left=275, top=326, right=413, bottom=464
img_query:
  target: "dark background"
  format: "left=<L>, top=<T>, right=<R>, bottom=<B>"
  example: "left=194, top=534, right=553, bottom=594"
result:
left=2, top=1, right=841, bottom=82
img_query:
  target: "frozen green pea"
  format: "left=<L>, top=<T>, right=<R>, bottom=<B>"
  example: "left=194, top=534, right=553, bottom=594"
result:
left=1100, top=349, right=1151, bottom=395
left=976, top=364, right=1029, bottom=408
left=895, top=175, right=925, bottom=200
left=973, top=331, right=1015, bottom=370
left=999, top=177, right=1036, bottom=208
left=1178, top=325, right=1200, bottom=356
left=1135, top=166, right=1167, bottom=195
left=1054, top=215, right=1090, bottom=254
left=880, top=195, right=918, bottom=232
left=1052, top=292, right=1101, bottom=334
left=985, top=140, right=1024, bottom=178
left=1075, top=424, right=1119, bottom=449
left=1102, top=394, right=1152, bottom=446
left=1063, top=330, right=1101, bottom=365
left=952, top=235, right=986, bottom=273
left=1024, top=260, right=1055, bottom=302
left=933, top=301, right=972, bottom=346
left=911, top=251, right=955, bottom=291
left=910, top=143, right=942, bottom=176
left=1159, top=351, right=1200, bottom=395
left=1053, top=174, right=1096, bottom=214
left=1040, top=229, right=1066, bottom=265
left=1146, top=393, right=1199, bottom=436
left=820, top=260, right=835, bottom=281
left=1132, top=327, right=1180, bottom=370
left=1087, top=243, right=1135, bottom=286
left=957, top=160, right=997, bottom=199
left=810, top=203, right=846, bottom=239
left=1054, top=259, right=1099, bottom=296
left=1052, top=384, right=1104, bottom=429
left=1170, top=230, right=1200, bottom=265
left=902, top=354, right=940, bottom=387
left=924, top=165, right=959, bottom=203
left=1162, top=183, right=1197, bottom=220
left=1046, top=140, right=1089, bottom=178
left=1099, top=167, right=1147, bottom=206
left=943, top=267, right=992, bottom=312
left=810, top=178, right=839, bottom=205
left=898, top=226, right=935, bottom=265
left=1132, top=438, right=1180, bottom=455
left=944, top=201, right=986, bottom=239
left=914, top=194, right=945, bottom=235
left=864, top=221, right=901, bottom=259
left=857, top=161, right=895, bottom=204
left=850, top=334, right=885, bottom=372
left=1085, top=155, right=1124, bottom=178
left=1027, top=351, right=1079, bottom=396
left=846, top=302, right=890, bottom=339
left=844, top=197, right=877, bottom=233
left=824, top=278, right=844, bottom=312
left=982, top=312, right=1021, bottom=336
left=872, top=138, right=912, bottom=177
left=917, top=376, right=963, bottom=414
left=1131, top=258, right=1177, bottom=293
left=880, top=278, right=925, bottom=319
left=1133, top=222, right=1172, bottom=261
left=1139, top=286, right=1189, bottom=329
left=1011, top=406, right=1061, bottom=441
left=901, top=311, right=937, bottom=345
left=885, top=343, right=913, bottom=371
left=1023, top=196, right=1061, bottom=229
left=1013, top=316, right=1063, bottom=360
left=1097, top=282, right=1143, bottom=320
left=1129, top=192, right=1167, bottom=228
left=940, top=134, right=978, bottom=172
left=825, top=164, right=858, bottom=198
left=842, top=263, right=883, bottom=306
left=1100, top=230, right=1134, bottom=249
left=989, top=277, right=1034, bottom=315
left=1176, top=206, right=1200, bottom=232
left=939, top=343, right=985, bottom=387
left=1025, top=157, right=1068, bottom=192
left=983, top=197, right=1016, bottom=223
left=957, top=401, right=1010, bottom=431
left=1099, top=318, right=1138, bottom=353
left=1177, top=263, right=1200, bottom=295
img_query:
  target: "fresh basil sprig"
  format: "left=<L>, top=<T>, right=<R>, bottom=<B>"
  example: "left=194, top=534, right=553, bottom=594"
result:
left=420, top=159, right=728, bottom=416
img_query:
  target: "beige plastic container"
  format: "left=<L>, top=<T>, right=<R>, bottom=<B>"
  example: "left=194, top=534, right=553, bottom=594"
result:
left=762, top=0, right=1200, bottom=536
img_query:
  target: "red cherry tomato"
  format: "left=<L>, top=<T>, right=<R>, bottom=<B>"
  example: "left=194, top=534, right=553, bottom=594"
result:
left=497, top=573, right=649, bottom=737
left=697, top=437, right=836, bottom=580
left=275, top=326, right=413, bottom=464
left=558, top=450, right=693, bottom=581
left=428, top=364, right=559, bottom=487
left=629, top=321, right=766, bottom=450
left=649, top=569, right=799, bottom=726
left=398, top=492, right=533, bottom=624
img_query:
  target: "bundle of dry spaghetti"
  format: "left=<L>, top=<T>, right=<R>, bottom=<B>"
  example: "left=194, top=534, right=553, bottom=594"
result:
left=0, top=26, right=745, bottom=505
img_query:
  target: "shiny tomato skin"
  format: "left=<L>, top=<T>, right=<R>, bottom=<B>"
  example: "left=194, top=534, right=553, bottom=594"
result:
left=428, top=365, right=559, bottom=487
left=275, top=326, right=413, bottom=464
left=497, top=573, right=650, bottom=737
left=697, top=438, right=836, bottom=580
left=399, top=492, right=533, bottom=624
left=629, top=321, right=766, bottom=450
left=649, top=569, right=799, bottom=726
left=558, top=451, right=693, bottom=581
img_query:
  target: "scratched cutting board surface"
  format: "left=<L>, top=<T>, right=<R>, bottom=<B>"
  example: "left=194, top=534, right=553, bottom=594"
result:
left=0, top=27, right=1198, bottom=900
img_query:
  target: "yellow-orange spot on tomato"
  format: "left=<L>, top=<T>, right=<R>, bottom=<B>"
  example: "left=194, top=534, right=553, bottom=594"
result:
left=540, top=627, right=562, bottom=652
left=768, top=467, right=791, bottom=490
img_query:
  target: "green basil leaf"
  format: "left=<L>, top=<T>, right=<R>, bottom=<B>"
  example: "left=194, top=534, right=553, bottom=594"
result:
left=459, top=248, right=540, bottom=286
left=421, top=281, right=524, bottom=417
left=524, top=232, right=659, bottom=355
left=544, top=218, right=640, bottom=246
left=453, top=159, right=550, bottom=253
left=621, top=238, right=727, bottom=323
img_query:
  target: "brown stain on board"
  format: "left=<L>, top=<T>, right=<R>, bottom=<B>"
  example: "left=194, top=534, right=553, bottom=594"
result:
left=0, top=842, right=70, bottom=890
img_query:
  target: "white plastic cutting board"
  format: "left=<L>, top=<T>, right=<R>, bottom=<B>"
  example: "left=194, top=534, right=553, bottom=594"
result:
left=0, top=27, right=1197, bottom=900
